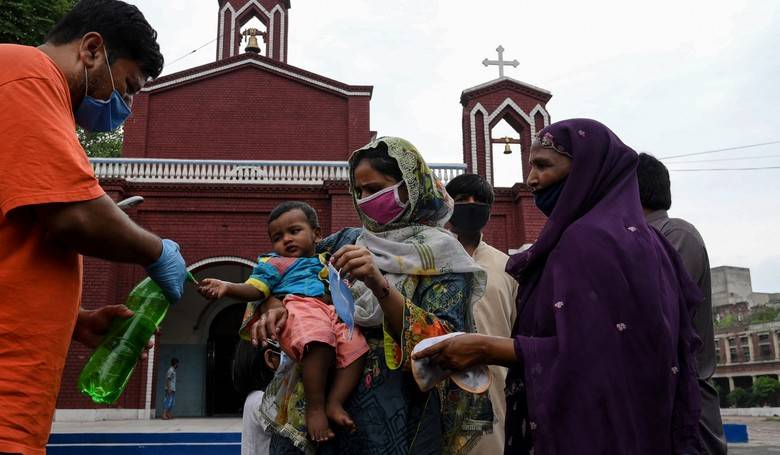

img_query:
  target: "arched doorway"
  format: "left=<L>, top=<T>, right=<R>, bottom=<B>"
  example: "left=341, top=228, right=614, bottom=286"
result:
left=206, top=303, right=245, bottom=416
left=154, top=257, right=254, bottom=417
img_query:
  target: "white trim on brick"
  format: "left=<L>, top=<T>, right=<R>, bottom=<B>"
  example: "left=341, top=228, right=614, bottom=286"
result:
left=469, top=103, right=488, bottom=175
left=143, top=59, right=372, bottom=97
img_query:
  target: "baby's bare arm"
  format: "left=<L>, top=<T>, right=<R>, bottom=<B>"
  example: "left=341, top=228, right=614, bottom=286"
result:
left=225, top=282, right=265, bottom=301
left=198, top=279, right=264, bottom=301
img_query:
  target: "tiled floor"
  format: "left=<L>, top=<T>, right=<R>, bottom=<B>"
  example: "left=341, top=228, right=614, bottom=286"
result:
left=51, top=417, right=242, bottom=434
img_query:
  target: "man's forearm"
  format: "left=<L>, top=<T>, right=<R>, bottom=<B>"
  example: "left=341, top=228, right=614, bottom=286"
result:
left=36, top=194, right=161, bottom=265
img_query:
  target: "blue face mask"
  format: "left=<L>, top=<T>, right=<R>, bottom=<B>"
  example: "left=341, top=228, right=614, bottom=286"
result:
left=533, top=177, right=567, bottom=217
left=75, top=48, right=131, bottom=132
left=328, top=263, right=356, bottom=339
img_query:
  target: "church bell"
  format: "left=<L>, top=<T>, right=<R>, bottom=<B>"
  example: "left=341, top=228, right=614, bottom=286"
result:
left=503, top=137, right=512, bottom=154
left=243, top=28, right=263, bottom=54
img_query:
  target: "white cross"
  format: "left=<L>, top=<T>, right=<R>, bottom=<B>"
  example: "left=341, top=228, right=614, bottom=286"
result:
left=482, top=45, right=519, bottom=78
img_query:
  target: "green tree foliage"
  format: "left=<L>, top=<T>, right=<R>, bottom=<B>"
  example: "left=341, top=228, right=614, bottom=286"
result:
left=727, top=387, right=755, bottom=408
left=0, top=1, right=124, bottom=157
left=0, top=0, right=76, bottom=46
left=749, top=306, right=780, bottom=325
left=752, top=376, right=780, bottom=406
left=78, top=127, right=124, bottom=158
left=715, top=314, right=737, bottom=330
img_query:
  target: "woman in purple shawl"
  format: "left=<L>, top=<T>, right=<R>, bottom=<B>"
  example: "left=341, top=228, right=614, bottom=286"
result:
left=414, top=119, right=703, bottom=454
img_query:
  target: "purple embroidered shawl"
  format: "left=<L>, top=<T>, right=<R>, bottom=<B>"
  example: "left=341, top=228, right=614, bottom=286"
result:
left=504, top=119, right=702, bottom=454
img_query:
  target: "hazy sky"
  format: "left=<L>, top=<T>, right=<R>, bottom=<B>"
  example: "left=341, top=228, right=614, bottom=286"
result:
left=129, top=0, right=779, bottom=291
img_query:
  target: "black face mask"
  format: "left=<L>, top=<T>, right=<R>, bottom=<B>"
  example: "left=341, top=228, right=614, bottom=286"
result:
left=533, top=177, right=567, bottom=217
left=450, top=202, right=491, bottom=232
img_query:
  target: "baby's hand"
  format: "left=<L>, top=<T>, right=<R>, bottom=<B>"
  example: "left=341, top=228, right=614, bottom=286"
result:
left=198, top=278, right=228, bottom=300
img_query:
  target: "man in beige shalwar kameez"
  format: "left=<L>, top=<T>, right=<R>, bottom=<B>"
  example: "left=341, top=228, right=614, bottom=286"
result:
left=446, top=174, right=518, bottom=454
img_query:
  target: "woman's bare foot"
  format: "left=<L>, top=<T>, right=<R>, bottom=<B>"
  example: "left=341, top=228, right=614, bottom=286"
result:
left=306, top=406, right=335, bottom=442
left=326, top=400, right=356, bottom=432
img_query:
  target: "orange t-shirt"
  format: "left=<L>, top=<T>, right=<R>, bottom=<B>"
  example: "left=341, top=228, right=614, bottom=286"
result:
left=0, top=44, right=105, bottom=454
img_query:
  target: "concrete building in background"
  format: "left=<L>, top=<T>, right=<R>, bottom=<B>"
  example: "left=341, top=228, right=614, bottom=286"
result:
left=712, top=266, right=780, bottom=310
left=711, top=266, right=780, bottom=404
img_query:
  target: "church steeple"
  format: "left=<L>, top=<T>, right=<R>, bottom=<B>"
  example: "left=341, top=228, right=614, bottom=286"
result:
left=216, top=0, right=290, bottom=62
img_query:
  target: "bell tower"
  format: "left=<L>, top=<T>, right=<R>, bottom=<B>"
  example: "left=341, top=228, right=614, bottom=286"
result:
left=216, top=0, right=290, bottom=62
left=461, top=45, right=552, bottom=185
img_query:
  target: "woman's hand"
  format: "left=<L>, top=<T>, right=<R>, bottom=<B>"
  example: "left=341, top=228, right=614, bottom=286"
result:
left=249, top=296, right=287, bottom=347
left=197, top=278, right=228, bottom=300
left=331, top=245, right=384, bottom=292
left=412, top=333, right=491, bottom=372
left=413, top=334, right=519, bottom=370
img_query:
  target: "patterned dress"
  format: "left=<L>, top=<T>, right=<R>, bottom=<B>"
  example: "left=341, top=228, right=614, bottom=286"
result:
left=258, top=228, right=492, bottom=455
left=244, top=135, right=494, bottom=455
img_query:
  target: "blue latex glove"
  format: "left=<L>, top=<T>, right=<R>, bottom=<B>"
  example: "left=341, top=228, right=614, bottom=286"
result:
left=328, top=263, right=355, bottom=339
left=145, top=239, right=187, bottom=303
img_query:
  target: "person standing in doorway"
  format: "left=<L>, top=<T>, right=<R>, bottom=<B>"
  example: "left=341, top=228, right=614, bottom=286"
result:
left=162, top=358, right=179, bottom=420
left=445, top=173, right=518, bottom=454
left=638, top=153, right=727, bottom=455
left=0, top=1, right=186, bottom=453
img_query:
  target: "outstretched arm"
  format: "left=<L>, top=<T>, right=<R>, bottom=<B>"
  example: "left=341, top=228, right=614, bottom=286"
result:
left=198, top=279, right=264, bottom=301
left=412, top=333, right=518, bottom=370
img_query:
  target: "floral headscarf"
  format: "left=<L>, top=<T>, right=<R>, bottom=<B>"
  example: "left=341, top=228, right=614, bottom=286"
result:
left=347, top=137, right=485, bottom=328
left=349, top=136, right=454, bottom=233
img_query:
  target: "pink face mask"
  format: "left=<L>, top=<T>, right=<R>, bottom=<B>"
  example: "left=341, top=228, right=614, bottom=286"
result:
left=357, top=181, right=408, bottom=225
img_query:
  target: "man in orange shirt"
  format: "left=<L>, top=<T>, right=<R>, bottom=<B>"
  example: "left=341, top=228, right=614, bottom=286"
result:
left=0, top=1, right=187, bottom=453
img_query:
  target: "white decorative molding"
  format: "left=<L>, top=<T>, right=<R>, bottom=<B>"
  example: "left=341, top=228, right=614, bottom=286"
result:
left=529, top=104, right=551, bottom=129
left=469, top=103, right=488, bottom=175
left=91, top=158, right=466, bottom=186
left=188, top=255, right=257, bottom=270
left=231, top=0, right=272, bottom=58
left=143, top=58, right=372, bottom=97
left=143, top=343, right=155, bottom=420
left=474, top=98, right=550, bottom=183
left=461, top=76, right=552, bottom=97
left=270, top=4, right=286, bottom=60
left=217, top=3, right=236, bottom=61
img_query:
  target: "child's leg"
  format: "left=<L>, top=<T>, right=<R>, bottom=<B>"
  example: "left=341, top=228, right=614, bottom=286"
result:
left=302, top=342, right=336, bottom=442
left=326, top=354, right=366, bottom=431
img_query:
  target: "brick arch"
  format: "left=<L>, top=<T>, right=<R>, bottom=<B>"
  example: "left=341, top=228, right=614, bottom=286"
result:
left=188, top=255, right=256, bottom=272
left=188, top=256, right=257, bottom=343
left=488, top=110, right=528, bottom=183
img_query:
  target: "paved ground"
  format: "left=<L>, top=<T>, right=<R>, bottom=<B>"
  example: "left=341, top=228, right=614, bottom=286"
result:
left=51, top=417, right=242, bottom=433
left=51, top=415, right=780, bottom=453
left=725, top=416, right=780, bottom=453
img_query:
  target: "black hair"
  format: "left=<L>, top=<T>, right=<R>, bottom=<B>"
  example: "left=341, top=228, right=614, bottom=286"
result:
left=636, top=153, right=672, bottom=211
left=353, top=142, right=403, bottom=182
left=445, top=173, right=495, bottom=205
left=268, top=201, right=319, bottom=229
left=171, top=358, right=179, bottom=366
left=231, top=340, right=276, bottom=399
left=45, top=0, right=164, bottom=79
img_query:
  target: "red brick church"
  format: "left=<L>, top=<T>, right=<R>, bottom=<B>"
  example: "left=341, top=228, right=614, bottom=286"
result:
left=55, top=0, right=552, bottom=419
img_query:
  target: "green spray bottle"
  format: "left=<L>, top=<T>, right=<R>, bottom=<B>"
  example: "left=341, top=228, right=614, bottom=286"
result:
left=78, top=272, right=196, bottom=404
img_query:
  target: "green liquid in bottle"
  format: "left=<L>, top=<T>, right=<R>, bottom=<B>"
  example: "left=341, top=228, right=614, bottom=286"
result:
left=78, top=272, right=195, bottom=404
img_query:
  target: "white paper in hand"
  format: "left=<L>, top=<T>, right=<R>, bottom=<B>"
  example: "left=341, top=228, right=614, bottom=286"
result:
left=411, top=332, right=492, bottom=394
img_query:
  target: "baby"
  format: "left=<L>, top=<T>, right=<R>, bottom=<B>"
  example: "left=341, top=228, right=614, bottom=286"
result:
left=198, top=201, right=367, bottom=441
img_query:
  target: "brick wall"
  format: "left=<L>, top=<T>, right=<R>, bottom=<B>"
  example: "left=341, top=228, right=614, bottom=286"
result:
left=123, top=67, right=371, bottom=161
left=56, top=179, right=543, bottom=408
